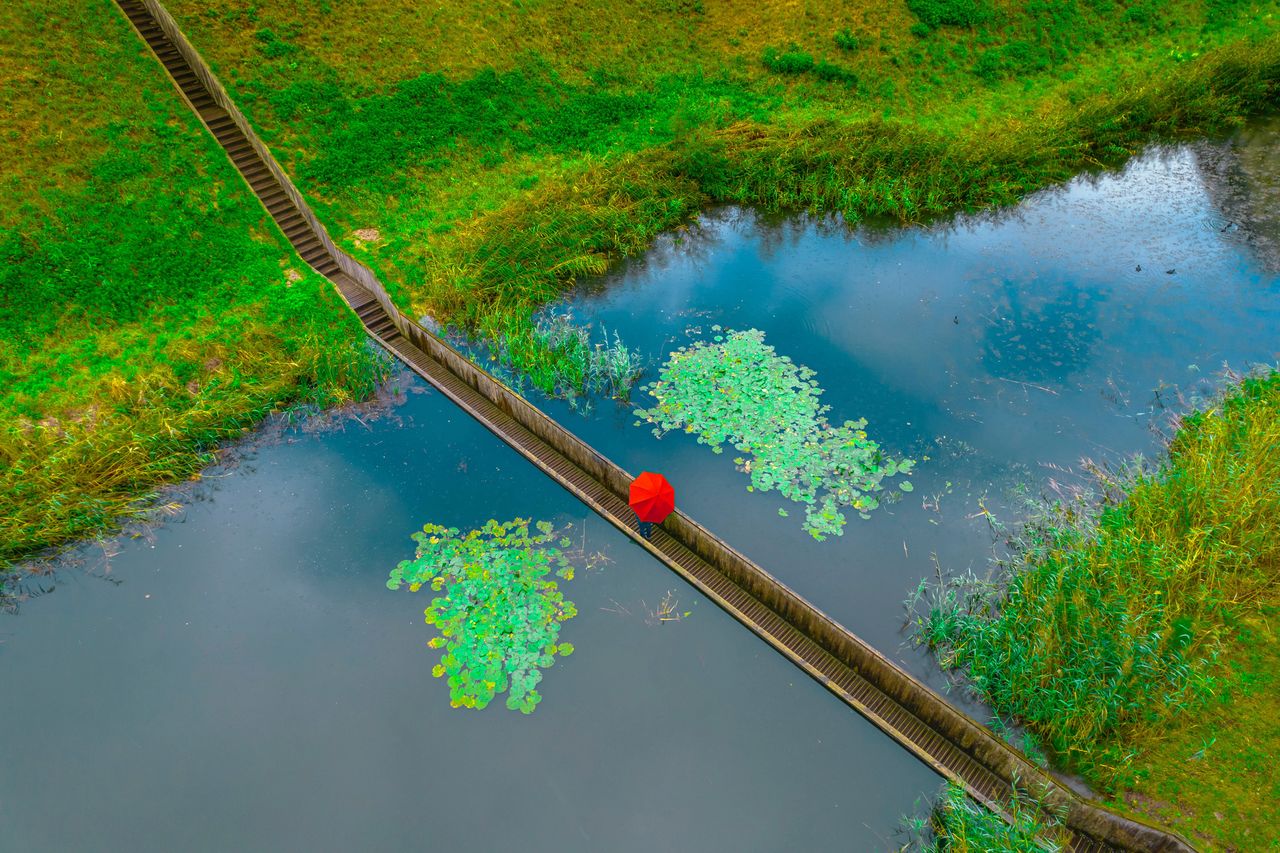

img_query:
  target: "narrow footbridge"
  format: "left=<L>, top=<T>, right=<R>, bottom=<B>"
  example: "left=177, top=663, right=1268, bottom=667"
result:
left=115, top=3, right=1198, bottom=850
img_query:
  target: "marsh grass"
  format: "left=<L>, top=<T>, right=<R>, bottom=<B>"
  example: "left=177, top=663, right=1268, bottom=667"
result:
left=461, top=310, right=643, bottom=403
left=900, top=782, right=1072, bottom=852
left=910, top=369, right=1280, bottom=791
left=1105, top=601, right=1280, bottom=849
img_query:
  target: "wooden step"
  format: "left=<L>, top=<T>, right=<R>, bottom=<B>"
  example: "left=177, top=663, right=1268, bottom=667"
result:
left=243, top=168, right=274, bottom=185
left=258, top=189, right=288, bottom=207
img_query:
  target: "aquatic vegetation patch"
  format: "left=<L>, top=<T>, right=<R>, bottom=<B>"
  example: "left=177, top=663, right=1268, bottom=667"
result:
left=387, top=519, right=578, bottom=714
left=479, top=311, right=644, bottom=403
left=633, top=328, right=913, bottom=540
left=900, top=782, right=1070, bottom=852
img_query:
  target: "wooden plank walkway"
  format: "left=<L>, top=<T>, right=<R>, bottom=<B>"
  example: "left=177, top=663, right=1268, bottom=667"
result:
left=112, top=2, right=1201, bottom=850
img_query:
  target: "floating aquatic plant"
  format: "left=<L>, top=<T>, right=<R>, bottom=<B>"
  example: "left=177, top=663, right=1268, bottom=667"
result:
left=387, top=518, right=577, bottom=714
left=633, top=328, right=913, bottom=540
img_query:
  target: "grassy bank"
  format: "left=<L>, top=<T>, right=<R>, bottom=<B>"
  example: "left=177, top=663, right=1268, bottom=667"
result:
left=913, top=370, right=1280, bottom=849
left=0, top=0, right=386, bottom=570
left=163, top=0, right=1280, bottom=389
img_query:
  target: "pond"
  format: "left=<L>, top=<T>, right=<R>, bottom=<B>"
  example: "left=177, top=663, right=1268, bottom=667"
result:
left=0, top=379, right=938, bottom=851
left=539, top=115, right=1280, bottom=698
left=2, top=117, right=1277, bottom=851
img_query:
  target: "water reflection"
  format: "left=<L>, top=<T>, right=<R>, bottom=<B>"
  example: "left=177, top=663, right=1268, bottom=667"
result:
left=542, top=116, right=1280, bottom=699
left=0, top=369, right=940, bottom=852
left=977, top=277, right=1104, bottom=386
left=1193, top=115, right=1280, bottom=272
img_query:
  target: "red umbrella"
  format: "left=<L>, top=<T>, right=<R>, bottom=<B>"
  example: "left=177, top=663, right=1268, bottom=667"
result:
left=629, top=471, right=675, bottom=523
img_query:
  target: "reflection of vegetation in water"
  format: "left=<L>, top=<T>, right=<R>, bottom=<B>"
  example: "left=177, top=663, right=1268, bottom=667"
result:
left=1194, top=115, right=1280, bottom=273
left=634, top=328, right=914, bottom=540
left=900, top=782, right=1069, bottom=852
left=387, top=518, right=577, bottom=714
left=979, top=280, right=1101, bottom=386
left=909, top=370, right=1280, bottom=788
left=454, top=310, right=643, bottom=409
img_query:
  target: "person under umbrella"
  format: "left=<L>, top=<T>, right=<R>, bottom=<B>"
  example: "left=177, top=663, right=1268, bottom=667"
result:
left=629, top=471, right=674, bottom=541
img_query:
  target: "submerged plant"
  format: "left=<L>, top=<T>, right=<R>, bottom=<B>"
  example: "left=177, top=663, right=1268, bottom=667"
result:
left=633, top=328, right=913, bottom=540
left=387, top=518, right=578, bottom=714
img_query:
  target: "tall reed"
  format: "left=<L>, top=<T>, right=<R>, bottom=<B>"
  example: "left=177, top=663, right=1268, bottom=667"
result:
left=911, top=369, right=1280, bottom=783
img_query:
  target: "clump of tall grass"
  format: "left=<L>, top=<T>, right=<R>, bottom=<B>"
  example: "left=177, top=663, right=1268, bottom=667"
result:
left=676, top=33, right=1280, bottom=226
left=1, top=319, right=388, bottom=570
left=909, top=369, right=1280, bottom=785
left=906, top=0, right=996, bottom=31
left=475, top=310, right=644, bottom=403
left=761, top=45, right=816, bottom=75
left=427, top=151, right=705, bottom=322
left=901, top=783, right=1071, bottom=852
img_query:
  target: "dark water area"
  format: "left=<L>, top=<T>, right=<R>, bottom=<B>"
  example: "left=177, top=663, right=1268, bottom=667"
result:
left=3, top=117, right=1277, bottom=851
left=536, top=116, right=1280, bottom=699
left=0, top=378, right=937, bottom=851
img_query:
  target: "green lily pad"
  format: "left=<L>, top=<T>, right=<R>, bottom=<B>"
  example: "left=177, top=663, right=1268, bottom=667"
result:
left=633, top=328, right=916, bottom=540
left=387, top=518, right=578, bottom=714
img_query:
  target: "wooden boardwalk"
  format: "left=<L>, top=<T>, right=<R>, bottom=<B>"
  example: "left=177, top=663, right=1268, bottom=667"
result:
left=113, top=3, right=1199, bottom=850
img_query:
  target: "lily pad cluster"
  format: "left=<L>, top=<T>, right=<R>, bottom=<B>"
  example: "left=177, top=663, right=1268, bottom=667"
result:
left=386, top=518, right=578, bottom=714
left=633, top=328, right=914, bottom=540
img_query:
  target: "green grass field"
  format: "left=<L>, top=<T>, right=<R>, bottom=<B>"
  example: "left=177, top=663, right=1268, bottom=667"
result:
left=0, top=0, right=386, bottom=570
left=164, top=0, right=1280, bottom=362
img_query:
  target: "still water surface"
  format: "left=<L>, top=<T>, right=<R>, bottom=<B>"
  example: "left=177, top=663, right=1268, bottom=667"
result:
left=543, top=116, right=1280, bottom=691
left=2, top=118, right=1277, bottom=851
